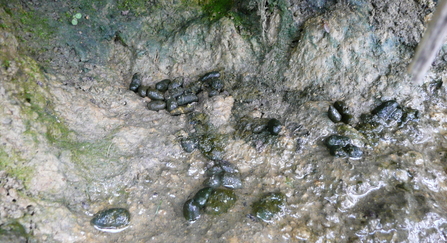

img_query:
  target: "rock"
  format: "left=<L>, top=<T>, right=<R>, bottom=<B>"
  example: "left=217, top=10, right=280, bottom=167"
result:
left=324, top=135, right=351, bottom=148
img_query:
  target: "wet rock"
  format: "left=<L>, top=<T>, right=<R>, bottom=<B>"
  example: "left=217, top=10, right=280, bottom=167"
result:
left=325, top=135, right=362, bottom=158
left=146, top=88, right=165, bottom=100
left=183, top=199, right=201, bottom=222
left=203, top=147, right=224, bottom=161
left=204, top=174, right=222, bottom=188
left=221, top=172, right=242, bottom=189
left=147, top=101, right=166, bottom=111
left=252, top=192, right=285, bottom=222
left=129, top=73, right=142, bottom=92
left=208, top=89, right=220, bottom=97
left=90, top=208, right=130, bottom=233
left=209, top=78, right=224, bottom=91
left=205, top=189, right=237, bottom=215
left=155, top=79, right=170, bottom=92
left=344, top=144, right=363, bottom=158
left=329, top=145, right=349, bottom=157
left=0, top=221, right=29, bottom=243
left=252, top=122, right=268, bottom=134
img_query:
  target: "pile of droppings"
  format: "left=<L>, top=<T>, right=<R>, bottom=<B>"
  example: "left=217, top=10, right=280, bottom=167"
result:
left=129, top=71, right=225, bottom=115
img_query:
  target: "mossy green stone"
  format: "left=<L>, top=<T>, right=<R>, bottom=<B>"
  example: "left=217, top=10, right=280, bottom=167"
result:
left=205, top=188, right=237, bottom=215
left=252, top=192, right=285, bottom=222
left=183, top=199, right=201, bottom=221
left=193, top=187, right=214, bottom=207
left=91, top=208, right=130, bottom=233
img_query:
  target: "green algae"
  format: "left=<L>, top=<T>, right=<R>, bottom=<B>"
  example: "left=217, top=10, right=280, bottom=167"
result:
left=0, top=148, right=33, bottom=186
left=0, top=221, right=30, bottom=243
left=2, top=54, right=122, bottom=185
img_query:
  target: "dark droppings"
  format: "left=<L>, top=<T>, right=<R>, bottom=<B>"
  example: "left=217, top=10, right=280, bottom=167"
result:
left=177, top=93, right=199, bottom=106
left=147, top=100, right=166, bottom=111
left=166, top=99, right=179, bottom=112
left=90, top=208, right=130, bottom=233
left=372, top=100, right=399, bottom=119
left=329, top=101, right=353, bottom=124
left=168, top=77, right=184, bottom=90
left=137, top=85, right=148, bottom=97
left=169, top=103, right=195, bottom=116
left=200, top=71, right=221, bottom=82
left=328, top=105, right=342, bottom=122
left=267, top=118, right=282, bottom=135
left=164, top=87, right=185, bottom=100
left=128, top=71, right=224, bottom=116
left=155, top=79, right=170, bottom=92
left=146, top=88, right=165, bottom=100
left=183, top=187, right=214, bottom=221
left=129, top=73, right=142, bottom=92
left=329, top=145, right=349, bottom=157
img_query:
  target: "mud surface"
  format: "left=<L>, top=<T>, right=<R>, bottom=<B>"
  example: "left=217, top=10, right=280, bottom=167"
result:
left=2, top=0, right=447, bottom=242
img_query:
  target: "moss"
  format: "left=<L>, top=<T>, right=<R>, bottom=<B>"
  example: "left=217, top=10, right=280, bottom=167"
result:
left=117, top=0, right=156, bottom=16
left=0, top=148, right=33, bottom=186
left=202, top=0, right=234, bottom=20
left=8, top=56, right=123, bottom=184
left=0, top=221, right=29, bottom=242
left=3, top=4, right=54, bottom=44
